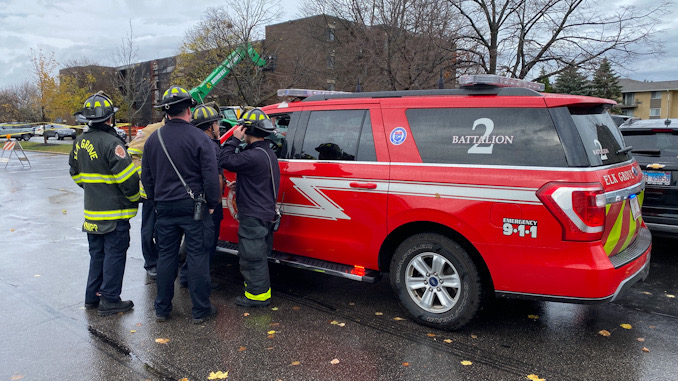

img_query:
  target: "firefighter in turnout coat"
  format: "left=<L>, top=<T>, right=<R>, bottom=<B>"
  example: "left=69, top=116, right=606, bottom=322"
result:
left=69, top=92, right=140, bottom=316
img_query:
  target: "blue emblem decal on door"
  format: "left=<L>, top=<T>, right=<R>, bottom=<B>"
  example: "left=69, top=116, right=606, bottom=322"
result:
left=390, top=127, right=407, bottom=145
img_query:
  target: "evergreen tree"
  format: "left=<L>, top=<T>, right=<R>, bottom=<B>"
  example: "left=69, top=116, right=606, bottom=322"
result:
left=554, top=64, right=588, bottom=95
left=589, top=58, right=622, bottom=100
left=536, top=67, right=554, bottom=93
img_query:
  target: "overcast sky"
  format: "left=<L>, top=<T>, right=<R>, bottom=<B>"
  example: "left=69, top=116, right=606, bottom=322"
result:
left=0, top=0, right=675, bottom=90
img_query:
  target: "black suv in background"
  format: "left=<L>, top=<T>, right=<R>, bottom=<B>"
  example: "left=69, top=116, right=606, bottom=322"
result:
left=620, top=118, right=678, bottom=236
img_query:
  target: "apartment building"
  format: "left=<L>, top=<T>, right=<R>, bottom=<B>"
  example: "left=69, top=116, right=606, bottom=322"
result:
left=619, top=78, right=678, bottom=119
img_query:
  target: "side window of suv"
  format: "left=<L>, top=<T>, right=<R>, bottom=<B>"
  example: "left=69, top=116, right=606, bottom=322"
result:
left=406, top=108, right=568, bottom=167
left=269, top=113, right=292, bottom=159
left=297, top=110, right=376, bottom=161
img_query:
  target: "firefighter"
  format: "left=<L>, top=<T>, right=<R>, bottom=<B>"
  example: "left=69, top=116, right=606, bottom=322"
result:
left=69, top=91, right=140, bottom=316
left=219, top=108, right=280, bottom=307
left=141, top=86, right=220, bottom=324
left=127, top=120, right=164, bottom=280
left=179, top=105, right=224, bottom=290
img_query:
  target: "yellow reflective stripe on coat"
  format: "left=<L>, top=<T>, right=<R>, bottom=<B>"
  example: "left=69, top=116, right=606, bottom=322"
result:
left=127, top=147, right=143, bottom=155
left=77, top=163, right=137, bottom=184
left=245, top=288, right=271, bottom=301
left=84, top=208, right=138, bottom=220
left=71, top=174, right=83, bottom=184
left=126, top=191, right=141, bottom=202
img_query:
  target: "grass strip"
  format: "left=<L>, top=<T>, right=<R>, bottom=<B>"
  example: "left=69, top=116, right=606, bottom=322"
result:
left=20, top=141, right=73, bottom=154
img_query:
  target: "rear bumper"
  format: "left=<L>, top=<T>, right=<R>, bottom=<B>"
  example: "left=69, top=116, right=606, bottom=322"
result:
left=493, top=227, right=652, bottom=303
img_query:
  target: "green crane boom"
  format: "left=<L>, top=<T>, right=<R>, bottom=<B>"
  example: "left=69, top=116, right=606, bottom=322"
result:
left=189, top=43, right=267, bottom=104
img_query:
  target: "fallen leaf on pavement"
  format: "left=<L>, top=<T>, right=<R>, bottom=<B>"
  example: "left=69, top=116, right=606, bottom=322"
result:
left=642, top=347, right=650, bottom=353
left=427, top=333, right=436, bottom=337
left=642, top=291, right=652, bottom=295
left=290, top=361, right=300, bottom=366
left=136, top=323, right=143, bottom=326
left=598, top=330, right=611, bottom=337
left=526, top=374, right=545, bottom=381
left=402, top=362, right=410, bottom=367
left=269, top=323, right=279, bottom=327
left=268, top=330, right=277, bottom=334
left=470, top=334, right=478, bottom=339
left=130, top=330, right=136, bottom=333
left=330, top=320, right=339, bottom=325
left=375, top=312, right=383, bottom=316
left=266, top=347, right=274, bottom=350
left=179, top=378, right=188, bottom=381
left=10, top=229, right=15, bottom=232
left=293, top=306, right=300, bottom=310
left=649, top=326, right=656, bottom=329
left=33, top=275, right=41, bottom=277
left=155, top=338, right=170, bottom=344
left=208, top=370, right=229, bottom=379
left=620, top=324, right=632, bottom=329
left=330, top=358, right=340, bottom=365
left=243, top=313, right=250, bottom=317
left=349, top=303, right=355, bottom=306
left=10, top=375, right=24, bottom=380
left=460, top=360, right=472, bottom=366
left=62, top=209, right=67, bottom=214
left=637, top=338, right=645, bottom=342
left=527, top=314, right=539, bottom=320
left=238, top=346, right=246, bottom=352
left=393, top=317, right=405, bottom=321
left=268, top=335, right=275, bottom=339
left=444, top=339, right=452, bottom=343
left=271, top=307, right=279, bottom=311
left=667, top=294, right=676, bottom=298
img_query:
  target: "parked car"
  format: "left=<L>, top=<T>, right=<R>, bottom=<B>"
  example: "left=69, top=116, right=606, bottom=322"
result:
left=610, top=114, right=633, bottom=127
left=0, top=123, right=33, bottom=141
left=55, top=128, right=77, bottom=140
left=43, top=124, right=67, bottom=139
left=620, top=118, right=678, bottom=235
left=215, top=75, right=652, bottom=331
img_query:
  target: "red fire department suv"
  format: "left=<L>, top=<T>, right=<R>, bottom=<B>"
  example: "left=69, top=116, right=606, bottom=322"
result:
left=218, top=75, right=651, bottom=330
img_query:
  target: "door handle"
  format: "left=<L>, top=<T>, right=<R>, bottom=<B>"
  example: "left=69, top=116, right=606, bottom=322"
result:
left=350, top=182, right=377, bottom=189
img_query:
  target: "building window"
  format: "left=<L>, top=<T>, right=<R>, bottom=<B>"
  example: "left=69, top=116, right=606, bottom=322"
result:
left=327, top=54, right=335, bottom=69
left=623, top=93, right=634, bottom=106
left=327, top=27, right=335, bottom=41
left=650, top=108, right=661, bottom=117
left=327, top=80, right=336, bottom=91
left=651, top=91, right=662, bottom=99
left=622, top=109, right=634, bottom=117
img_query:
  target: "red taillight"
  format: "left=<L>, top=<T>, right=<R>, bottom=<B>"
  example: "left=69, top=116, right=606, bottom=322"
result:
left=537, top=182, right=606, bottom=241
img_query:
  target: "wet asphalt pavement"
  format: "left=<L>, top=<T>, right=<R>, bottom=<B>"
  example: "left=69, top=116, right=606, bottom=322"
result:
left=1, top=151, right=677, bottom=381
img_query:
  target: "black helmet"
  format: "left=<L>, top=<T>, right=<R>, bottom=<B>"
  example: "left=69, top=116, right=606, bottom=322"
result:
left=191, top=105, right=221, bottom=130
left=240, top=108, right=276, bottom=137
left=155, top=85, right=197, bottom=112
left=74, top=91, right=117, bottom=124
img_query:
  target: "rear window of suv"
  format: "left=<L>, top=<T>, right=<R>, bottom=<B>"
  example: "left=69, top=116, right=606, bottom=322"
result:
left=406, top=108, right=568, bottom=167
left=568, top=109, right=630, bottom=166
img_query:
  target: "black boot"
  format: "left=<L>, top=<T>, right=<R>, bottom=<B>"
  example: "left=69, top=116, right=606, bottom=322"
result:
left=97, top=298, right=134, bottom=316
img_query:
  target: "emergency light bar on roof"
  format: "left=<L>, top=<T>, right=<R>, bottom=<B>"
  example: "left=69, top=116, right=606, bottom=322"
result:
left=459, top=74, right=545, bottom=92
left=277, top=88, right=350, bottom=98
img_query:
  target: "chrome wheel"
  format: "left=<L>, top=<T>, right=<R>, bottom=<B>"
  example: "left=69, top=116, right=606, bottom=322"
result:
left=405, top=252, right=461, bottom=313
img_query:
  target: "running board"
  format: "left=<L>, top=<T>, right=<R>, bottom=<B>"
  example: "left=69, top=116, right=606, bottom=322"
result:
left=217, top=241, right=381, bottom=283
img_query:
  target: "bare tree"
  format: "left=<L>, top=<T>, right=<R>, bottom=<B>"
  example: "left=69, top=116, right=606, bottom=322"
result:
left=0, top=82, right=40, bottom=122
left=302, top=0, right=465, bottom=91
left=447, top=0, right=669, bottom=80
left=113, top=20, right=151, bottom=138
left=175, top=0, right=281, bottom=106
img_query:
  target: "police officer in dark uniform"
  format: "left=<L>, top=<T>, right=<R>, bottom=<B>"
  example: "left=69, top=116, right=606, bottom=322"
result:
left=69, top=92, right=140, bottom=316
left=219, top=108, right=280, bottom=307
left=179, top=105, right=224, bottom=289
left=141, top=86, right=220, bottom=324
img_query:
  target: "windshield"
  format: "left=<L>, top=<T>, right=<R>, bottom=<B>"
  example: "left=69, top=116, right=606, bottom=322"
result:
left=622, top=131, right=678, bottom=157
left=570, top=111, right=630, bottom=166
left=221, top=109, right=237, bottom=120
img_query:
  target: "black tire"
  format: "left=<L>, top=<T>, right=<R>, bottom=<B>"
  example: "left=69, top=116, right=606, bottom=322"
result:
left=390, top=233, right=482, bottom=331
left=22, top=134, right=30, bottom=141
left=57, top=136, right=63, bottom=140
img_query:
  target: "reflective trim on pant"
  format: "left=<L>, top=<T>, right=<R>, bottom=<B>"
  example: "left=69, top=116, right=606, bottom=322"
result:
left=140, top=199, right=158, bottom=269
left=245, top=288, right=271, bottom=301
left=154, top=199, right=213, bottom=319
left=238, top=215, right=273, bottom=300
left=85, top=220, right=130, bottom=303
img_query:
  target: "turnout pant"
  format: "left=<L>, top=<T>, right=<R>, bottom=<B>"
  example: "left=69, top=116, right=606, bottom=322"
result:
left=154, top=199, right=213, bottom=319
left=140, top=199, right=158, bottom=270
left=85, top=220, right=130, bottom=304
left=237, top=215, right=273, bottom=301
